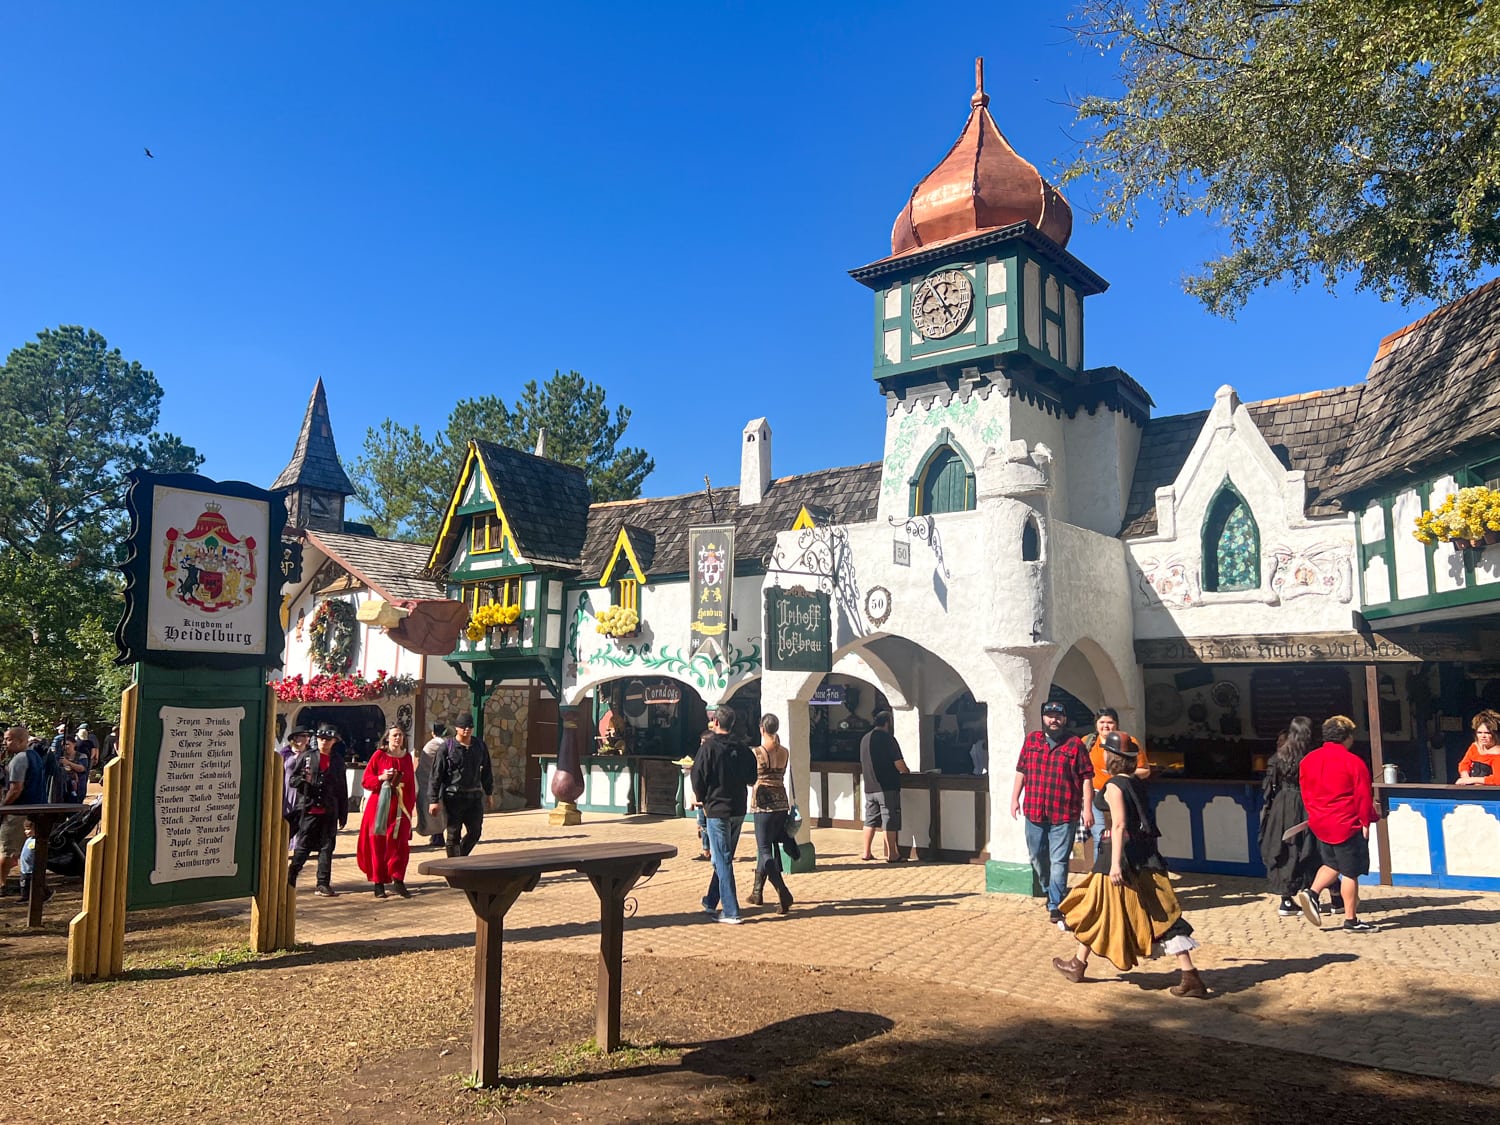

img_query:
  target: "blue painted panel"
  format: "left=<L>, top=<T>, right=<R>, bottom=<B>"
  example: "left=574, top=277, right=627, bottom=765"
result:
left=1148, top=780, right=1267, bottom=878
left=1359, top=794, right=1500, bottom=891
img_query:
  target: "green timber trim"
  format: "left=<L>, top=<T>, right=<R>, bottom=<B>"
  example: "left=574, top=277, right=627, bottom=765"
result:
left=1359, top=579, right=1500, bottom=621
left=449, top=556, right=531, bottom=583
left=985, top=859, right=1037, bottom=895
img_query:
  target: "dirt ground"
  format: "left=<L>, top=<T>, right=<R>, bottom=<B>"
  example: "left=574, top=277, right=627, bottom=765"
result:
left=5, top=883, right=1500, bottom=1124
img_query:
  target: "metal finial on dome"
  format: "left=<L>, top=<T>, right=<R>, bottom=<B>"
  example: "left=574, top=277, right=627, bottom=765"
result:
left=972, top=56, right=989, bottom=108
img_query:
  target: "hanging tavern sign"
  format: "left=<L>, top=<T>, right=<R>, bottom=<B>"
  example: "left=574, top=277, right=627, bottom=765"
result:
left=117, top=471, right=288, bottom=669
left=689, top=525, right=734, bottom=657
left=765, top=586, right=832, bottom=673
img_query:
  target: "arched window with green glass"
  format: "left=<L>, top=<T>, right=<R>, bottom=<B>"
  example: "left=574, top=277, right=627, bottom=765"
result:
left=908, top=430, right=976, bottom=516
left=1202, top=482, right=1260, bottom=591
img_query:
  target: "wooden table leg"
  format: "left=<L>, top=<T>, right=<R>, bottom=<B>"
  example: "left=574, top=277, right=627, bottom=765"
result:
left=586, top=859, right=660, bottom=1052
left=27, top=815, right=57, bottom=929
left=464, top=874, right=538, bottom=1088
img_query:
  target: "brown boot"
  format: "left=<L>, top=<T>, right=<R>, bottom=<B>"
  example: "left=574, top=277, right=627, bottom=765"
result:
left=1051, top=956, right=1085, bottom=983
left=748, top=872, right=765, bottom=907
left=1169, top=968, right=1209, bottom=998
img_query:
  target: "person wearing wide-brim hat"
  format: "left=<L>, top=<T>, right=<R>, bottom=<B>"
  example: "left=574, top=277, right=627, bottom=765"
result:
left=287, top=727, right=350, bottom=896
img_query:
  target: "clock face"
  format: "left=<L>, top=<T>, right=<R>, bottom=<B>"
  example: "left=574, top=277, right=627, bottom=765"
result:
left=911, top=268, right=974, bottom=340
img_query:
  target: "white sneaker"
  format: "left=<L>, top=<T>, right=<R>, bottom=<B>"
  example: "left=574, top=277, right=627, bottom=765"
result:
left=715, top=915, right=744, bottom=925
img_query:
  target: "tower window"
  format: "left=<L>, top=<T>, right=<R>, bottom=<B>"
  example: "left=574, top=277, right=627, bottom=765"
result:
left=1203, top=484, right=1260, bottom=592
left=915, top=445, right=975, bottom=515
left=1021, top=517, right=1041, bottom=562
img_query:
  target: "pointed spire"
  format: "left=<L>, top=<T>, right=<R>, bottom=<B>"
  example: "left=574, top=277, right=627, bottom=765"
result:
left=270, top=378, right=356, bottom=496
left=534, top=426, right=549, bottom=459
left=889, top=56, right=1072, bottom=255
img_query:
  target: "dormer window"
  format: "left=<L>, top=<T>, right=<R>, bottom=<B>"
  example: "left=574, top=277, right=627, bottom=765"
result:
left=616, top=577, right=639, bottom=613
left=471, top=513, right=505, bottom=553
left=1203, top=483, right=1260, bottom=592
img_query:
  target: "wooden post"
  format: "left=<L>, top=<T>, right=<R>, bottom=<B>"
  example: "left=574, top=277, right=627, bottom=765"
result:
left=1364, top=664, right=1393, bottom=886
left=589, top=866, right=629, bottom=1050
left=464, top=876, right=536, bottom=1086
left=252, top=683, right=294, bottom=952
left=69, top=681, right=137, bottom=981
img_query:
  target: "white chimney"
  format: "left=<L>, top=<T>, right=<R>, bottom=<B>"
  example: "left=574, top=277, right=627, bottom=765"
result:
left=740, top=418, right=771, bottom=505
left=534, top=426, right=548, bottom=458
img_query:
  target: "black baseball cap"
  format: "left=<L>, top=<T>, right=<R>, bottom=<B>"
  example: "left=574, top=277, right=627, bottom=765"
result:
left=1041, top=701, right=1067, bottom=717
left=453, top=715, right=474, bottom=729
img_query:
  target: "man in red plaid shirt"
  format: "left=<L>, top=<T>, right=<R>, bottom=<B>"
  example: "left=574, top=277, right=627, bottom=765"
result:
left=1010, top=700, right=1094, bottom=925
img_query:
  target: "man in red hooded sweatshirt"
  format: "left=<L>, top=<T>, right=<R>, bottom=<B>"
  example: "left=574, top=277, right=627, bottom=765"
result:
left=1297, top=715, right=1380, bottom=932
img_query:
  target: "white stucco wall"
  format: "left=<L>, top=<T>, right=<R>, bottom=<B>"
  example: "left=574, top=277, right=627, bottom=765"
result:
left=1127, top=385, right=1357, bottom=639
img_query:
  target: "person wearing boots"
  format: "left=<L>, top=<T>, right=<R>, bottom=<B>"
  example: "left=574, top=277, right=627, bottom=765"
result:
left=747, top=713, right=799, bottom=914
left=428, top=714, right=493, bottom=857
left=1052, top=735, right=1209, bottom=999
left=287, top=727, right=350, bottom=897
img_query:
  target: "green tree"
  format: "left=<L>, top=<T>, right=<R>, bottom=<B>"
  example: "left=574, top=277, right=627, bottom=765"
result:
left=0, top=326, right=202, bottom=727
left=351, top=370, right=654, bottom=542
left=1065, top=0, right=1500, bottom=315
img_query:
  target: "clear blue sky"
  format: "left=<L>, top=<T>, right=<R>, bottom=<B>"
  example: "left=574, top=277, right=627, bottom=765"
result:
left=1, top=2, right=1448, bottom=514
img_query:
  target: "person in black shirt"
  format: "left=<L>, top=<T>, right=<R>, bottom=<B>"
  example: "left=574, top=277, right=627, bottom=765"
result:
left=859, top=711, right=910, bottom=862
left=427, top=714, right=493, bottom=857
left=690, top=707, right=757, bottom=923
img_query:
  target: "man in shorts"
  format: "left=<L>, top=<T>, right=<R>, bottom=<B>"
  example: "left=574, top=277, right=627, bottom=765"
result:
left=859, top=711, right=909, bottom=861
left=1298, top=714, right=1380, bottom=933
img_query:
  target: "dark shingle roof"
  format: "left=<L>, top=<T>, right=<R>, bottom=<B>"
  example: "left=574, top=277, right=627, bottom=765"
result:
left=1120, top=385, right=1365, bottom=538
left=270, top=379, right=356, bottom=496
left=618, top=525, right=657, bottom=576
left=1331, top=277, right=1500, bottom=499
left=304, top=529, right=444, bottom=602
left=472, top=441, right=592, bottom=566
left=580, top=463, right=881, bottom=580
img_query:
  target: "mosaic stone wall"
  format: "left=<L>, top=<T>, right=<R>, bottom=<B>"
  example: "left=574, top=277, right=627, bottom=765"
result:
left=425, top=685, right=531, bottom=809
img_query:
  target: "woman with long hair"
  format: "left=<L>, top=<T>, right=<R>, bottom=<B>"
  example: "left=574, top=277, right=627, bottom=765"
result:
left=747, top=714, right=800, bottom=914
left=1258, top=715, right=1341, bottom=917
left=1052, top=734, right=1208, bottom=998
left=355, top=724, right=417, bottom=899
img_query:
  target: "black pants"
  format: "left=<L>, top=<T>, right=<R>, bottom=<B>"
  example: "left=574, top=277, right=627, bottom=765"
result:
left=442, top=794, right=486, bottom=857
left=753, top=811, right=792, bottom=900
left=289, top=812, right=338, bottom=887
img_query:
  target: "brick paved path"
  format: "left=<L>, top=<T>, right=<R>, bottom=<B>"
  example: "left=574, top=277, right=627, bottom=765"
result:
left=283, top=809, right=1500, bottom=1087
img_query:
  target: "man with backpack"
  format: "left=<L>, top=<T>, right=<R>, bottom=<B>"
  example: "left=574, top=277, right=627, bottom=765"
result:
left=690, top=707, right=757, bottom=924
left=427, top=714, right=493, bottom=857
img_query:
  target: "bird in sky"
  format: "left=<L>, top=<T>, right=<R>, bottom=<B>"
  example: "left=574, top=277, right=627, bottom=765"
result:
left=144, top=147, right=154, bottom=158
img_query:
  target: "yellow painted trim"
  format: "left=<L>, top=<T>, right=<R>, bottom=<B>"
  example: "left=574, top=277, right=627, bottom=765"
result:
left=427, top=444, right=483, bottom=571
left=428, top=443, right=520, bottom=568
left=599, top=527, right=647, bottom=586
left=252, top=684, right=293, bottom=952
left=791, top=505, right=817, bottom=530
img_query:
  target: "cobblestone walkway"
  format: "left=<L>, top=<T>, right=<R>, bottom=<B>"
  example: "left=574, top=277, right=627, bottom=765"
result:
left=282, top=809, right=1500, bottom=1087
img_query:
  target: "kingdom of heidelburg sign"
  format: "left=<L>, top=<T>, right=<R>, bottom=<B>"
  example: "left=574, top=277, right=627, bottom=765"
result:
left=1135, top=631, right=1483, bottom=665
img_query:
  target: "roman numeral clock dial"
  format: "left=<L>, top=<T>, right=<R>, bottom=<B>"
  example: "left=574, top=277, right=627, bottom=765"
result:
left=910, top=268, right=974, bottom=340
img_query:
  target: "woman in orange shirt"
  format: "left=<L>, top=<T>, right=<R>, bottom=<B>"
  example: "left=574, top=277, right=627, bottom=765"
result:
left=1456, top=710, right=1500, bottom=786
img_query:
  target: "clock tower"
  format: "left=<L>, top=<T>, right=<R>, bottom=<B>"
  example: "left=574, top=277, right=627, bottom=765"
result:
left=853, top=60, right=1149, bottom=534
left=272, top=377, right=356, bottom=533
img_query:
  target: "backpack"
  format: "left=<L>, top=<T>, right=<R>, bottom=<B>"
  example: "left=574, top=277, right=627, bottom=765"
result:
left=21, top=742, right=60, bottom=805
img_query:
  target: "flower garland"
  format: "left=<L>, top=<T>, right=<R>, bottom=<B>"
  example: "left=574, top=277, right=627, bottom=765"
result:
left=595, top=605, right=640, bottom=638
left=308, top=598, right=359, bottom=673
left=1413, top=486, right=1500, bottom=547
left=275, top=669, right=389, bottom=703
left=466, top=602, right=521, bottom=642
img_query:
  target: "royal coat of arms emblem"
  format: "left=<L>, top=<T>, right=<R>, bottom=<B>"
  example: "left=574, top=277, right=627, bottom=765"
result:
left=697, top=543, right=725, bottom=587
left=163, top=503, right=258, bottom=613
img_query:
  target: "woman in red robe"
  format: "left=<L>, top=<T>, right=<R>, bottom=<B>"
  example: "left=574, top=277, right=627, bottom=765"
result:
left=356, top=724, right=416, bottom=898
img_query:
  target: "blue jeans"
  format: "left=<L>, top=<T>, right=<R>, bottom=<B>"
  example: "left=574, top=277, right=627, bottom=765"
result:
left=1024, top=818, right=1077, bottom=912
left=702, top=816, right=744, bottom=919
left=1086, top=817, right=1106, bottom=866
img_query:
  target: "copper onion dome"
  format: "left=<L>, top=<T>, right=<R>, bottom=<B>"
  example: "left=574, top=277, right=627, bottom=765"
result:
left=890, top=58, right=1073, bottom=255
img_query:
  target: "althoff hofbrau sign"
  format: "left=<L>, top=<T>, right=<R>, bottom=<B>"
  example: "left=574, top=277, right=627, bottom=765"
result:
left=765, top=586, right=831, bottom=673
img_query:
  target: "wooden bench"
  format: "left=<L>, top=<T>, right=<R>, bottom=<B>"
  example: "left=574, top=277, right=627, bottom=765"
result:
left=0, top=802, right=85, bottom=927
left=419, top=840, right=677, bottom=1087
